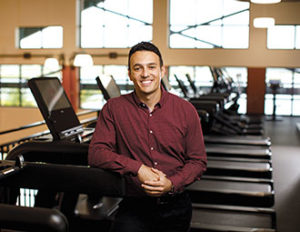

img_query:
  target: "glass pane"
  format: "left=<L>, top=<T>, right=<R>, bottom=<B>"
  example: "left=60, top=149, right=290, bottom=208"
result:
left=80, top=65, right=129, bottom=109
left=81, top=66, right=103, bottom=84
left=195, top=26, right=222, bottom=48
left=20, top=30, right=42, bottom=49
left=19, top=26, right=63, bottom=49
left=267, top=26, right=295, bottom=49
left=169, top=0, right=249, bottom=49
left=275, top=95, right=292, bottom=116
left=296, top=26, right=300, bottom=49
left=80, top=89, right=103, bottom=109
left=80, top=0, right=153, bottom=48
left=103, top=65, right=130, bottom=93
left=292, top=96, right=300, bottom=115
left=21, top=88, right=36, bottom=107
left=223, top=26, right=249, bottom=49
left=42, top=26, right=63, bottom=48
left=21, top=65, right=42, bottom=80
left=223, top=67, right=247, bottom=95
left=0, top=65, right=19, bottom=83
left=223, top=9, right=249, bottom=25
left=195, top=66, right=214, bottom=93
left=264, top=94, right=274, bottom=115
left=237, top=93, right=247, bottom=114
left=1, top=88, right=20, bottom=106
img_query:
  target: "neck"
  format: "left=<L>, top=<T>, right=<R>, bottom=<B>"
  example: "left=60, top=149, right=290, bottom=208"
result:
left=136, top=89, right=162, bottom=112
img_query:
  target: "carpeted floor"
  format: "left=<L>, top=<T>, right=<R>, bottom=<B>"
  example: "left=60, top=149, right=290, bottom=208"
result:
left=264, top=116, right=300, bottom=232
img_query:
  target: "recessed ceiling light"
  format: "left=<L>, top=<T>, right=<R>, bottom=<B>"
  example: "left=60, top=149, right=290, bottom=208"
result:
left=251, top=0, right=281, bottom=4
left=253, top=17, right=275, bottom=28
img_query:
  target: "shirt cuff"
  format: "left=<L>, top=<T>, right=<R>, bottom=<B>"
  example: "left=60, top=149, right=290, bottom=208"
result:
left=127, top=160, right=143, bottom=176
left=168, top=175, right=183, bottom=193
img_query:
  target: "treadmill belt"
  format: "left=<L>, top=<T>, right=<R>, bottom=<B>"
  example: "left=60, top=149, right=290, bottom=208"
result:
left=204, top=135, right=271, bottom=146
left=191, top=204, right=276, bottom=232
left=187, top=179, right=274, bottom=207
left=205, top=144, right=271, bottom=159
left=206, top=159, right=272, bottom=178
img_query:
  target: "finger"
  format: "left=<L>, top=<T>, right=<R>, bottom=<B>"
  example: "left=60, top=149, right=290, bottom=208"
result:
left=151, top=168, right=166, bottom=176
left=141, top=184, right=164, bottom=192
left=143, top=180, right=163, bottom=186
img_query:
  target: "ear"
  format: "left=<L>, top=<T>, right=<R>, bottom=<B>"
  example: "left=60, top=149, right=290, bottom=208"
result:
left=128, top=69, right=133, bottom=81
left=160, top=66, right=166, bottom=80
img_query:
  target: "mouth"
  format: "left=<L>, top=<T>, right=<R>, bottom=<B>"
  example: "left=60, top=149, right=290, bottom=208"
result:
left=140, top=79, right=153, bottom=86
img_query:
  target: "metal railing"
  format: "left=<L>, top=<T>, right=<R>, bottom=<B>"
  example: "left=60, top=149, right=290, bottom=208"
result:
left=0, top=109, right=98, bottom=160
left=0, top=109, right=98, bottom=207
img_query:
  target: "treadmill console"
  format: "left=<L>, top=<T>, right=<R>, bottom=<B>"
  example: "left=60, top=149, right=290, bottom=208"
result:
left=28, top=77, right=83, bottom=141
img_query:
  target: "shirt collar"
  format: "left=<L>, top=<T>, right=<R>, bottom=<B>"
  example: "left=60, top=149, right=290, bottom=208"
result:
left=132, top=86, right=168, bottom=109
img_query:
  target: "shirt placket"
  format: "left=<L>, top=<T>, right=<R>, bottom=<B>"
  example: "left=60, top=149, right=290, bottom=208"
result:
left=148, top=107, right=159, bottom=168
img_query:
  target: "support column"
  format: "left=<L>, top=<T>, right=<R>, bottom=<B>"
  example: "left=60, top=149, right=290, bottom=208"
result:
left=62, top=66, right=79, bottom=112
left=247, top=67, right=266, bottom=115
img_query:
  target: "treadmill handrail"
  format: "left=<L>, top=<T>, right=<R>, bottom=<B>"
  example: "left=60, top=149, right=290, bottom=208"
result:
left=1, top=162, right=126, bottom=197
left=0, top=204, right=68, bottom=232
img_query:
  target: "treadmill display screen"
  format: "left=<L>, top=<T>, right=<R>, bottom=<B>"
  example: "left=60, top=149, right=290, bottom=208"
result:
left=34, top=79, right=71, bottom=112
left=28, top=77, right=82, bottom=140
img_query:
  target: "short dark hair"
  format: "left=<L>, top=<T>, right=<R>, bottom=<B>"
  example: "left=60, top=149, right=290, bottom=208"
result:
left=128, top=41, right=163, bottom=70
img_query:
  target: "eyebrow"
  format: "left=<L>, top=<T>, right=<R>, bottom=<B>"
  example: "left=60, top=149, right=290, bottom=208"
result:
left=133, top=62, right=158, bottom=67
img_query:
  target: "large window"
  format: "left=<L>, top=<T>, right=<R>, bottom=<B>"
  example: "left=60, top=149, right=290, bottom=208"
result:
left=80, top=65, right=131, bottom=109
left=79, top=0, right=153, bottom=48
left=168, top=66, right=247, bottom=114
left=265, top=68, right=300, bottom=116
left=18, top=26, right=63, bottom=49
left=0, top=65, right=61, bottom=107
left=267, top=25, right=300, bottom=49
left=169, top=0, right=249, bottom=49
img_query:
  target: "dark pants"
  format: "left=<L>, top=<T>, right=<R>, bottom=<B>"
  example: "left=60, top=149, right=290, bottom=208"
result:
left=110, top=191, right=192, bottom=232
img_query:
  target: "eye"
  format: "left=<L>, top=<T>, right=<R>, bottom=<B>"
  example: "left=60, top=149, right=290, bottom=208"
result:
left=133, top=66, right=141, bottom=71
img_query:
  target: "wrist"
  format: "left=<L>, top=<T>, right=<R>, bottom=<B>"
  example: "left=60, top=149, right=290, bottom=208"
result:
left=168, top=184, right=175, bottom=195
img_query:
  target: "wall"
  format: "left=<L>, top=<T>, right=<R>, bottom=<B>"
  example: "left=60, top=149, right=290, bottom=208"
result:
left=0, top=0, right=299, bottom=67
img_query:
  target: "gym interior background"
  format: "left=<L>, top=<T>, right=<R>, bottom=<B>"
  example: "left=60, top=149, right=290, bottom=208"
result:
left=0, top=0, right=300, bottom=231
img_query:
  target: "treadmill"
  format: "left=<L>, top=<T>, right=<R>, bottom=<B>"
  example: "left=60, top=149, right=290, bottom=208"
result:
left=27, top=77, right=95, bottom=143
left=0, top=158, right=125, bottom=232
left=191, top=204, right=276, bottom=232
left=163, top=74, right=270, bottom=146
left=0, top=158, right=69, bottom=232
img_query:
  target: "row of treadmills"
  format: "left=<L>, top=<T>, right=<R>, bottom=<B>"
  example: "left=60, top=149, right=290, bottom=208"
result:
left=0, top=69, right=276, bottom=232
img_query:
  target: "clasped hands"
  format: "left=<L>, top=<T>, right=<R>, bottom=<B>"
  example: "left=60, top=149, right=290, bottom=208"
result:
left=137, top=164, right=173, bottom=197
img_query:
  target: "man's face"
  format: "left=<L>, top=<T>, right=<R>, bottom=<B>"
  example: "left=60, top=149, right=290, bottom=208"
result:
left=128, top=50, right=165, bottom=98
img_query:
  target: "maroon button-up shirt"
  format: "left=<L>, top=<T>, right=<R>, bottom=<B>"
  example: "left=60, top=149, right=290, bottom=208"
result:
left=88, top=88, right=207, bottom=196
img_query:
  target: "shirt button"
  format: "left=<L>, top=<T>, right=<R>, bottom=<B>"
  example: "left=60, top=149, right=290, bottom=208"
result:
left=154, top=162, right=158, bottom=166
left=150, top=114, right=152, bottom=117
left=150, top=130, right=153, bottom=134
left=150, top=147, right=154, bottom=151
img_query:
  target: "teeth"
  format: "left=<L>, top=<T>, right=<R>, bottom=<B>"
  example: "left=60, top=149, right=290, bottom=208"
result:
left=142, top=80, right=152, bottom=84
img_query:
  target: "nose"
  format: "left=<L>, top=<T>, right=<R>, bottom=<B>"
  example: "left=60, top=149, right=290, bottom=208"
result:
left=141, top=68, right=149, bottom=78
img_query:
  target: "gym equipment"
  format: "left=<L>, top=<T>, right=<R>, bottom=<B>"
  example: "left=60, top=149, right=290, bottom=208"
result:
left=28, top=77, right=95, bottom=143
left=0, top=204, right=68, bottom=232
left=0, top=159, right=125, bottom=232
left=191, top=204, right=276, bottom=232
left=187, top=178, right=274, bottom=207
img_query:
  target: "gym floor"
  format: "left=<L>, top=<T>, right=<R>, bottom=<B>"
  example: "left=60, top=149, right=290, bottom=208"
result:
left=264, top=116, right=300, bottom=232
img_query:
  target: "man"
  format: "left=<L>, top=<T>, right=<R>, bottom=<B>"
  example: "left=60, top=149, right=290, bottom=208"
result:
left=88, top=41, right=207, bottom=232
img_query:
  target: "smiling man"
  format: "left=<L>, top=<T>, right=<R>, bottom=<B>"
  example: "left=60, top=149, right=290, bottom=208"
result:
left=88, top=41, right=207, bottom=232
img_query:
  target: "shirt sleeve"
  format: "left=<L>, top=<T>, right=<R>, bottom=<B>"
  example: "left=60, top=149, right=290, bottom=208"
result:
left=168, top=104, right=207, bottom=192
left=88, top=101, right=142, bottom=176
